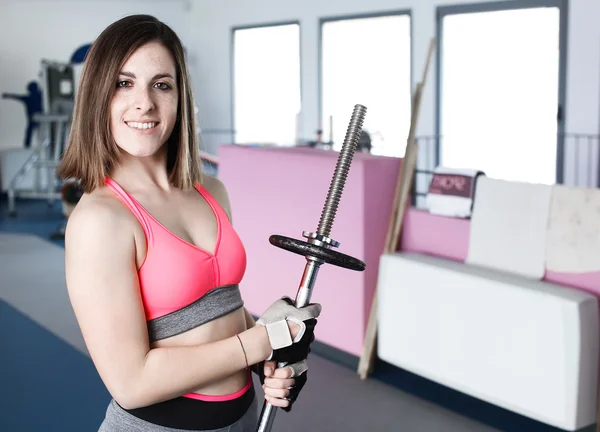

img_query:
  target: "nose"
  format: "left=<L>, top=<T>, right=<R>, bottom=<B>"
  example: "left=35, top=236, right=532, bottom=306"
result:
left=134, top=87, right=155, bottom=112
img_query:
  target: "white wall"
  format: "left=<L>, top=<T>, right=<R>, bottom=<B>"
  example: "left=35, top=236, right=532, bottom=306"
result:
left=0, top=0, right=192, bottom=152
left=1, top=0, right=598, bottom=183
left=188, top=0, right=600, bottom=183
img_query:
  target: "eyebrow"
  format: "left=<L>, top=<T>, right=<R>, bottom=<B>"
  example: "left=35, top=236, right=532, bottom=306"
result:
left=119, top=71, right=175, bottom=80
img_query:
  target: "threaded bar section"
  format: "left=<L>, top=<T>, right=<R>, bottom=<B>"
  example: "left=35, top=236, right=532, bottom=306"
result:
left=317, top=104, right=367, bottom=237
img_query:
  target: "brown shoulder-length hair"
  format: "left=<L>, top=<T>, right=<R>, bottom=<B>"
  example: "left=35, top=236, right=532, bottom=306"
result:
left=57, top=14, right=202, bottom=193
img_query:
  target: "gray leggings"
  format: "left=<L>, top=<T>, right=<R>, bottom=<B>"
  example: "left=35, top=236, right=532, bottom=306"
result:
left=98, top=395, right=259, bottom=432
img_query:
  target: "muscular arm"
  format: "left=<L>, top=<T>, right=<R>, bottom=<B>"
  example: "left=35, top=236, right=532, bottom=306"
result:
left=64, top=197, right=271, bottom=410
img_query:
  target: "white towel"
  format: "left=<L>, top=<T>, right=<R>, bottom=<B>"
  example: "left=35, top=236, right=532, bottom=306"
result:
left=545, top=184, right=600, bottom=273
left=425, top=166, right=485, bottom=218
left=466, top=177, right=552, bottom=279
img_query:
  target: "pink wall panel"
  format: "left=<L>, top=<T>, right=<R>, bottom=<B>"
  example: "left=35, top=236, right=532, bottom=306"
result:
left=218, top=145, right=400, bottom=356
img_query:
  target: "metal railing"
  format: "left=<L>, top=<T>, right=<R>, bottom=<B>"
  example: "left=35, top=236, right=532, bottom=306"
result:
left=563, top=133, right=600, bottom=188
left=410, top=133, right=600, bottom=208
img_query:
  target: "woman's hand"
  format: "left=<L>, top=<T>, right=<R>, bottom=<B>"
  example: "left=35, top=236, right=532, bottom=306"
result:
left=261, top=359, right=308, bottom=411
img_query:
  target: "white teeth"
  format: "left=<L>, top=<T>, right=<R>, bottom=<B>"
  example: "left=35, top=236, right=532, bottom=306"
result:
left=126, top=122, right=157, bottom=130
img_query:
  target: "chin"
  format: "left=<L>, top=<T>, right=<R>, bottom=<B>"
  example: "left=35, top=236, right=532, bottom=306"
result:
left=123, top=146, right=164, bottom=159
left=114, top=140, right=164, bottom=158
left=114, top=136, right=169, bottom=160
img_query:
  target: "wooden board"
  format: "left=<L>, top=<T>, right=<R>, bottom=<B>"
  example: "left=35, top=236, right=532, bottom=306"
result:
left=357, top=38, right=436, bottom=379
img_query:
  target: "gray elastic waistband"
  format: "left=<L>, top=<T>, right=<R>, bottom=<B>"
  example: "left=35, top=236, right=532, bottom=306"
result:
left=147, top=284, right=244, bottom=342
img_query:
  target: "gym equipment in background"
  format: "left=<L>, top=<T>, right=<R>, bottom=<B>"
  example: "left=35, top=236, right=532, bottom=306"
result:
left=255, top=104, right=367, bottom=432
left=1, top=82, right=43, bottom=148
left=7, top=113, right=71, bottom=216
left=50, top=180, right=83, bottom=240
left=6, top=59, right=75, bottom=216
left=40, top=59, right=75, bottom=115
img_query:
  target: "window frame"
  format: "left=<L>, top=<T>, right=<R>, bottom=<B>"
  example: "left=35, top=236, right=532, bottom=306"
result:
left=435, top=0, right=568, bottom=182
left=318, top=10, right=413, bottom=156
left=230, top=20, right=303, bottom=146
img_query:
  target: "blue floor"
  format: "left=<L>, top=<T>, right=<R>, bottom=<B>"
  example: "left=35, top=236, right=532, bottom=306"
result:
left=0, top=301, right=111, bottom=431
left=0, top=197, right=595, bottom=432
left=0, top=197, right=65, bottom=247
left=1, top=197, right=110, bottom=430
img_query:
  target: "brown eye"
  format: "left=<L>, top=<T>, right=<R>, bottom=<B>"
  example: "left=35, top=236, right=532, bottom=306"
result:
left=154, top=82, right=172, bottom=90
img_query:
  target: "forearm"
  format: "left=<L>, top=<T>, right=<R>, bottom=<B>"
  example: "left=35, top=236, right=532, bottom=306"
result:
left=120, top=325, right=269, bottom=409
left=244, top=309, right=262, bottom=376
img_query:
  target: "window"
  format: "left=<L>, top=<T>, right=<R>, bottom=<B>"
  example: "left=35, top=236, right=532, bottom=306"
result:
left=439, top=6, right=562, bottom=184
left=321, top=14, right=411, bottom=157
left=232, top=23, right=301, bottom=145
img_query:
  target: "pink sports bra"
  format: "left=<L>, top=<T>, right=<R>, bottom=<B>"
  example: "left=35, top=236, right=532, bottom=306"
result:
left=105, top=177, right=250, bottom=401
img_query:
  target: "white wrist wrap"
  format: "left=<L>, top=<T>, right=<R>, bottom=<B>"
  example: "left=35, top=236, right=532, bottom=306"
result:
left=256, top=297, right=321, bottom=359
left=264, top=319, right=294, bottom=351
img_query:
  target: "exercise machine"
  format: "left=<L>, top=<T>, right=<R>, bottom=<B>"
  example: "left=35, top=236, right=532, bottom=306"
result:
left=5, top=59, right=75, bottom=216
left=7, top=113, right=71, bottom=216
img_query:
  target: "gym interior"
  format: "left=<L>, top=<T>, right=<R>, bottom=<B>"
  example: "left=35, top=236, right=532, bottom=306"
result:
left=1, top=0, right=599, bottom=431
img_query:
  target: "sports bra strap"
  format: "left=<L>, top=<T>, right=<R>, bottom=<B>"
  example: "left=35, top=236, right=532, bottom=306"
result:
left=105, top=177, right=154, bottom=244
left=194, top=183, right=230, bottom=223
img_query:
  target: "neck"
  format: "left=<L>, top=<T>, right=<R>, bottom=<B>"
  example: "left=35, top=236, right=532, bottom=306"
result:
left=110, top=147, right=172, bottom=192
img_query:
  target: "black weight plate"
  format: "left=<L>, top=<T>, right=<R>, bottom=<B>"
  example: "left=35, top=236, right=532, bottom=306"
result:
left=269, top=235, right=366, bottom=271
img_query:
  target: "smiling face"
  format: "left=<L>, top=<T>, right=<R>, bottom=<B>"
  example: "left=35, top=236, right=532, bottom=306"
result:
left=110, top=41, right=178, bottom=158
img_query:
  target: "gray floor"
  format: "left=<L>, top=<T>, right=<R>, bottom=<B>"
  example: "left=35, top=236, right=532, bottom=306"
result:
left=0, top=231, right=501, bottom=431
left=253, top=355, right=501, bottom=432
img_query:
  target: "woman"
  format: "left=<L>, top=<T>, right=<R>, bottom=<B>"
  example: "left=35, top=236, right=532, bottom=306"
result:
left=58, top=14, right=321, bottom=432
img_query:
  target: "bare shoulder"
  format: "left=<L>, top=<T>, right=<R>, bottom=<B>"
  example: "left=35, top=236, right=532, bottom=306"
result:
left=65, top=187, right=133, bottom=244
left=201, top=174, right=233, bottom=221
left=63, top=187, right=140, bottom=277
